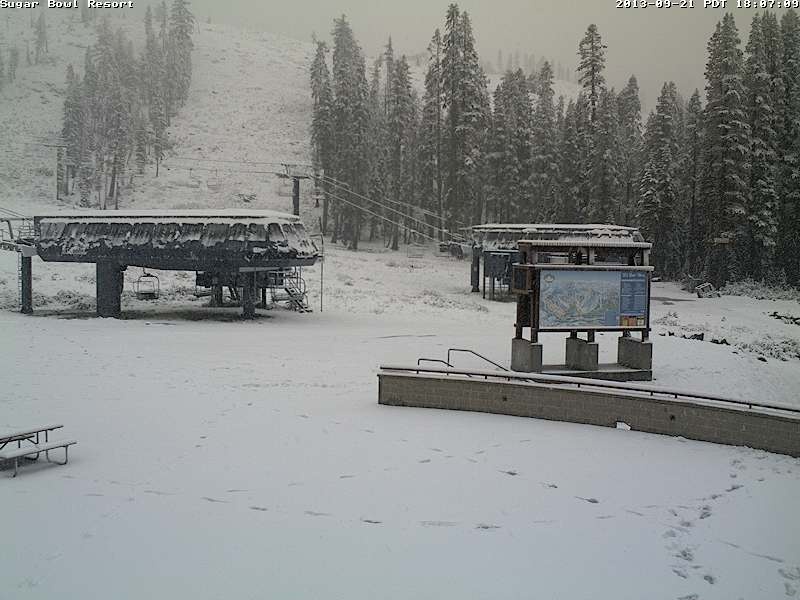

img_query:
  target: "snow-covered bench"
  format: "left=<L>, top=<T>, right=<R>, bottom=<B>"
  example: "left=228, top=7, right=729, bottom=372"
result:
left=0, top=440, right=77, bottom=478
left=0, top=424, right=63, bottom=451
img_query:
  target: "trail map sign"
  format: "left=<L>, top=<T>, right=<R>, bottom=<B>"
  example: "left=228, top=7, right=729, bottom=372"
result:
left=538, top=269, right=649, bottom=330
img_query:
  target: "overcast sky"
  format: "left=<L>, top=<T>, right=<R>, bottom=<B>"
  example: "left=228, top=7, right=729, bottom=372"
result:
left=188, top=0, right=790, bottom=111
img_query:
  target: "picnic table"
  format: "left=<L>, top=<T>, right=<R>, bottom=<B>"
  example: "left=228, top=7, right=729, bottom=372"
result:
left=0, top=425, right=63, bottom=451
left=0, top=425, right=76, bottom=477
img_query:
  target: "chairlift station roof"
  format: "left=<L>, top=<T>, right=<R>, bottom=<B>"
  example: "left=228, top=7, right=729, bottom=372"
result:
left=33, top=209, right=319, bottom=271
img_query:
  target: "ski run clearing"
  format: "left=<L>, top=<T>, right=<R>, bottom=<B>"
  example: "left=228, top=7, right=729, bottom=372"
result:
left=1, top=11, right=799, bottom=600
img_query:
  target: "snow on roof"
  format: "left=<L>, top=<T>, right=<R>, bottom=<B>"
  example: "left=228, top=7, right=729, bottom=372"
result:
left=34, top=209, right=301, bottom=224
left=471, top=223, right=638, bottom=232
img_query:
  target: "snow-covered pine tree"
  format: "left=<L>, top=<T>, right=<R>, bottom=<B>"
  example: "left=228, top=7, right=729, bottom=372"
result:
left=34, top=13, right=47, bottom=64
left=779, top=9, right=800, bottom=284
left=617, top=75, right=643, bottom=225
left=701, top=13, right=751, bottom=285
left=743, top=12, right=781, bottom=279
left=157, top=1, right=172, bottom=123
left=639, top=82, right=685, bottom=278
left=684, top=90, right=705, bottom=275
left=331, top=15, right=370, bottom=249
left=442, top=5, right=489, bottom=228
left=388, top=56, right=417, bottom=248
left=557, top=98, right=581, bottom=222
left=418, top=28, right=445, bottom=238
left=577, top=24, right=606, bottom=122
left=365, top=57, right=388, bottom=242
left=9, top=47, right=19, bottom=81
left=587, top=87, right=621, bottom=223
left=488, top=69, right=531, bottom=222
left=169, top=0, right=195, bottom=110
left=62, top=64, right=84, bottom=194
left=530, top=61, right=558, bottom=221
left=310, top=41, right=335, bottom=234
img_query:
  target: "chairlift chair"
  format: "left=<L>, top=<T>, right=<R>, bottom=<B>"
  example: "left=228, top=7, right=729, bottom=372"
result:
left=134, top=271, right=160, bottom=300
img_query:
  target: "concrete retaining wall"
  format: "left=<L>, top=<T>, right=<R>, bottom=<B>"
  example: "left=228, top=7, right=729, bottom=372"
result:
left=378, top=373, right=800, bottom=457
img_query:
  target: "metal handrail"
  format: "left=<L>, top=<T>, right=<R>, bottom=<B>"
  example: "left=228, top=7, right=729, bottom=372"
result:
left=447, top=348, right=509, bottom=372
left=379, top=364, right=800, bottom=416
left=417, top=358, right=454, bottom=368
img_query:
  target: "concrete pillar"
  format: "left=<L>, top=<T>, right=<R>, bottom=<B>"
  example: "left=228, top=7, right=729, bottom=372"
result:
left=96, top=262, right=124, bottom=318
left=241, top=272, right=256, bottom=319
left=565, top=336, right=599, bottom=371
left=20, top=255, right=33, bottom=314
left=618, top=336, right=653, bottom=370
left=511, top=338, right=543, bottom=373
left=470, top=246, right=481, bottom=293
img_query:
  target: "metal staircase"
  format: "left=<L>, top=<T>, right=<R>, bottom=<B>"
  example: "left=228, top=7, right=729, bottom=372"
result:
left=1, top=218, right=36, bottom=313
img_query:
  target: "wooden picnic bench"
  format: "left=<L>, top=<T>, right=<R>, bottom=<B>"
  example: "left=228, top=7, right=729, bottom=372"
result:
left=0, top=440, right=77, bottom=477
left=0, top=425, right=76, bottom=477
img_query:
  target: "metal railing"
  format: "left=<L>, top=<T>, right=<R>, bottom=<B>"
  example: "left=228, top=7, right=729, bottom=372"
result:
left=379, top=364, right=800, bottom=417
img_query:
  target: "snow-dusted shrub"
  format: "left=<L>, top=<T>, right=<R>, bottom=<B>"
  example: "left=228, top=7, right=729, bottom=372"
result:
left=721, top=279, right=800, bottom=302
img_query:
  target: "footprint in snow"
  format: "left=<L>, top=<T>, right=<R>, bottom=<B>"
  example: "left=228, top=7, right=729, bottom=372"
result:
left=675, top=548, right=695, bottom=562
left=339, top=474, right=355, bottom=479
left=703, top=574, right=716, bottom=585
left=420, top=520, right=458, bottom=528
left=500, top=470, right=519, bottom=476
left=575, top=496, right=600, bottom=504
left=542, top=483, right=558, bottom=489
left=677, top=595, right=699, bottom=600
left=596, top=515, right=615, bottom=520
left=361, top=519, right=382, bottom=525
left=626, top=509, right=644, bottom=517
left=699, top=506, right=712, bottom=519
left=672, top=567, right=689, bottom=579
left=475, top=523, right=501, bottom=530
left=305, top=511, right=332, bottom=517
left=201, top=497, right=228, bottom=504
left=144, top=490, right=174, bottom=496
left=84, top=493, right=104, bottom=497
left=249, top=506, right=268, bottom=512
left=419, top=459, right=431, bottom=464
left=726, top=484, right=743, bottom=492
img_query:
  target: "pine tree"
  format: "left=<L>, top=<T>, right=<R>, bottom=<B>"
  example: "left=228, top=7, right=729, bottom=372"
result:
left=684, top=90, right=705, bottom=275
left=743, top=12, right=781, bottom=278
left=418, top=28, right=445, bottom=237
left=488, top=69, right=532, bottom=222
left=639, top=82, right=685, bottom=278
left=34, top=13, right=47, bottom=64
left=168, top=0, right=194, bottom=110
left=62, top=64, right=84, bottom=194
left=779, top=9, right=800, bottom=284
left=701, top=14, right=751, bottom=285
left=617, top=75, right=643, bottom=225
left=530, top=61, right=558, bottom=220
left=441, top=5, right=490, bottom=228
left=330, top=15, right=370, bottom=249
left=9, top=47, right=19, bottom=81
left=588, top=88, right=621, bottom=223
left=557, top=98, right=582, bottom=222
left=0, top=50, right=4, bottom=90
left=577, top=24, right=606, bottom=122
left=387, top=56, right=417, bottom=249
left=310, top=40, right=335, bottom=234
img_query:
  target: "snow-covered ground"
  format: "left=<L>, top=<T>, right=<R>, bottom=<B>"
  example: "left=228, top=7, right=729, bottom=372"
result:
left=1, top=244, right=800, bottom=600
left=1, top=11, right=799, bottom=600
